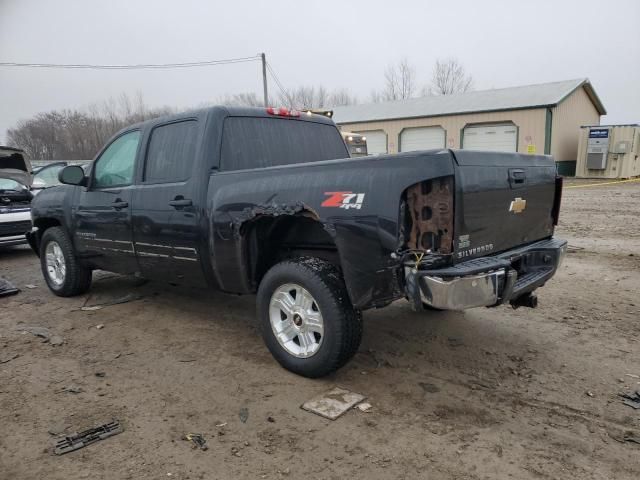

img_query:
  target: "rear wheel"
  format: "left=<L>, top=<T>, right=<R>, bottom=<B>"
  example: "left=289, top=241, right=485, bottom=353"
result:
left=257, top=257, right=362, bottom=378
left=40, top=227, right=92, bottom=296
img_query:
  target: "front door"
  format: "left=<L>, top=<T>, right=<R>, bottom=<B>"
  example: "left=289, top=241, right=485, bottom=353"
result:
left=131, top=119, right=206, bottom=286
left=74, top=130, right=141, bottom=273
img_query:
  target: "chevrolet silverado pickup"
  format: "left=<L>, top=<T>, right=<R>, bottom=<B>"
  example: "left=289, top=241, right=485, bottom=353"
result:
left=27, top=106, right=566, bottom=377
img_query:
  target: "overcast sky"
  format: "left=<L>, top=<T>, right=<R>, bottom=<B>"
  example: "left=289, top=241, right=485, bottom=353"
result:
left=1, top=0, right=639, bottom=143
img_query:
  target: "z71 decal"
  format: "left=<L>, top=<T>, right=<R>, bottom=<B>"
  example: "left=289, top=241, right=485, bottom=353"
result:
left=322, top=191, right=366, bottom=210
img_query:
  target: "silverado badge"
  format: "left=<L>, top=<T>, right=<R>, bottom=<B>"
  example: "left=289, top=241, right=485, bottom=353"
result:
left=509, top=197, right=527, bottom=214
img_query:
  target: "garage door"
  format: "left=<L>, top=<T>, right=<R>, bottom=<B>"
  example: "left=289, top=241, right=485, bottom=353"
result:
left=399, top=127, right=445, bottom=152
left=462, top=124, right=517, bottom=152
left=357, top=130, right=387, bottom=155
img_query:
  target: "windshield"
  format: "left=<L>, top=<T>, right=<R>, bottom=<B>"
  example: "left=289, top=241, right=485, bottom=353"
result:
left=0, top=178, right=26, bottom=191
left=34, top=164, right=66, bottom=188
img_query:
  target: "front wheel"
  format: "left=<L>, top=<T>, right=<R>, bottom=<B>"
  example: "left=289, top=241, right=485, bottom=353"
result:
left=40, top=227, right=92, bottom=296
left=257, top=257, right=362, bottom=378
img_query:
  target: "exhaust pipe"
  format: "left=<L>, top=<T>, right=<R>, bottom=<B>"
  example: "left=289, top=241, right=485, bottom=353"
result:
left=510, top=293, right=538, bottom=309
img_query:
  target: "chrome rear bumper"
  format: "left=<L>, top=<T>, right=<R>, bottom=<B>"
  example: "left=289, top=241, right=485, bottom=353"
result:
left=405, top=238, right=567, bottom=311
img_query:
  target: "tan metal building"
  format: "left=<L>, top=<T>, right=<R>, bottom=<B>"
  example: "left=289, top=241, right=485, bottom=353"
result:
left=332, top=78, right=606, bottom=175
left=575, top=124, right=640, bottom=179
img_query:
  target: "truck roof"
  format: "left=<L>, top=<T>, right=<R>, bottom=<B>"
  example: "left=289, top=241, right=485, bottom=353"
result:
left=125, top=105, right=337, bottom=133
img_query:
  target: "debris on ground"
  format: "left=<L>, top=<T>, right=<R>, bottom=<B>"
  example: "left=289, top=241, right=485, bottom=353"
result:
left=183, top=433, right=208, bottom=451
left=19, top=326, right=51, bottom=340
left=624, top=433, right=640, bottom=445
left=53, top=420, right=123, bottom=455
left=356, top=402, right=373, bottom=412
left=625, top=373, right=640, bottom=379
left=419, top=382, right=441, bottom=393
left=54, top=386, right=83, bottom=394
left=80, top=293, right=143, bottom=311
left=0, top=278, right=19, bottom=297
left=0, top=353, right=19, bottom=364
left=619, top=391, right=640, bottom=410
left=301, top=387, right=366, bottom=420
left=24, top=284, right=37, bottom=289
left=239, top=407, right=249, bottom=423
left=96, top=324, right=104, bottom=330
left=18, top=326, right=64, bottom=345
left=447, top=337, right=464, bottom=347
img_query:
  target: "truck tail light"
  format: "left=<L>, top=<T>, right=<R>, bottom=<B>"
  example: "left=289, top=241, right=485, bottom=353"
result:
left=266, top=107, right=300, bottom=118
left=401, top=176, right=454, bottom=255
left=551, top=176, right=563, bottom=226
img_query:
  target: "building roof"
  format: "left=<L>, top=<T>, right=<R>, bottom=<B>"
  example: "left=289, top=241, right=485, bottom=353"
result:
left=332, top=78, right=606, bottom=124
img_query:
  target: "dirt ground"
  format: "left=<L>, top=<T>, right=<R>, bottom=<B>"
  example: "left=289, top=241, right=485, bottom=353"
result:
left=1, top=179, right=639, bottom=480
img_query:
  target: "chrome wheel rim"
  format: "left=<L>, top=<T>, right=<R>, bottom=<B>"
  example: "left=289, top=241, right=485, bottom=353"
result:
left=269, top=283, right=324, bottom=358
left=45, top=241, right=66, bottom=286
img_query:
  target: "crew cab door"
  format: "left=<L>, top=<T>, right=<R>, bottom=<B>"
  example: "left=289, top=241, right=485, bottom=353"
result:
left=74, top=130, right=140, bottom=273
left=131, top=119, right=206, bottom=286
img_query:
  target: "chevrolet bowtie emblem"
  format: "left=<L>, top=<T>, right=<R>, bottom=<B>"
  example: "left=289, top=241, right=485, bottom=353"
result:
left=509, top=197, right=527, bottom=214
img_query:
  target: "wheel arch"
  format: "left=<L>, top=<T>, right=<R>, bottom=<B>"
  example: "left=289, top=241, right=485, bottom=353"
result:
left=29, top=217, right=63, bottom=256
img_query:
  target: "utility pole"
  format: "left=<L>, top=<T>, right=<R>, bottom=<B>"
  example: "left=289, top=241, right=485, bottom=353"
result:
left=261, top=52, right=268, bottom=107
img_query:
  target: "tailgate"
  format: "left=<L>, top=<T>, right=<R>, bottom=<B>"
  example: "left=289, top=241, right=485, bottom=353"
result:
left=452, top=150, right=556, bottom=261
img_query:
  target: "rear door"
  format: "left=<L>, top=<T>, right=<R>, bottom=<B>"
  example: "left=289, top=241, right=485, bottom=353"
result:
left=131, top=118, right=206, bottom=286
left=74, top=130, right=140, bottom=273
left=452, top=150, right=556, bottom=261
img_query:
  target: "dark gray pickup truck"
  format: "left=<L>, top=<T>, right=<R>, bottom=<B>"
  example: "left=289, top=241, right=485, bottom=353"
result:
left=27, top=106, right=566, bottom=377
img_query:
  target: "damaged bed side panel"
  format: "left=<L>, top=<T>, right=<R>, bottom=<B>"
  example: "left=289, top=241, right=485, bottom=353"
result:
left=206, top=151, right=455, bottom=308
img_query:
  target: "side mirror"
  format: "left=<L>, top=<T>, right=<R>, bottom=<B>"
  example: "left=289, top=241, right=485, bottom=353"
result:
left=58, top=165, right=87, bottom=186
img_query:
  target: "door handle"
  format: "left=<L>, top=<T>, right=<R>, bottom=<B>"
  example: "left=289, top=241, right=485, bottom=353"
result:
left=168, top=198, right=192, bottom=208
left=112, top=200, right=129, bottom=209
left=508, top=168, right=526, bottom=188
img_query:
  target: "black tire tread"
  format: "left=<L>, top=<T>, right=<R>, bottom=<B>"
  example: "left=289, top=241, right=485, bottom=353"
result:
left=257, top=257, right=362, bottom=378
left=40, top=227, right=92, bottom=297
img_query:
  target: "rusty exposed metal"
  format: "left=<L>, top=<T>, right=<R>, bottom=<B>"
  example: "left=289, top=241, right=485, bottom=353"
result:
left=405, top=176, right=454, bottom=254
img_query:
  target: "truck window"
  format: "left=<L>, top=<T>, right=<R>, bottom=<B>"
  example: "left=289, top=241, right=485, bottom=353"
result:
left=93, top=131, right=140, bottom=188
left=220, top=117, right=348, bottom=171
left=144, top=120, right=198, bottom=183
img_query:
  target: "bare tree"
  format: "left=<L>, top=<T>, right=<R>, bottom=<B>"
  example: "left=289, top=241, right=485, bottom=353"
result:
left=327, top=88, right=358, bottom=107
left=380, top=58, right=416, bottom=101
left=7, top=93, right=173, bottom=160
left=217, top=92, right=263, bottom=107
left=277, top=86, right=356, bottom=110
left=425, top=58, right=473, bottom=96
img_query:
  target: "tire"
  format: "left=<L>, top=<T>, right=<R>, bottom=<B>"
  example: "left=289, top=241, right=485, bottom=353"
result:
left=257, top=257, right=362, bottom=378
left=40, top=227, right=92, bottom=297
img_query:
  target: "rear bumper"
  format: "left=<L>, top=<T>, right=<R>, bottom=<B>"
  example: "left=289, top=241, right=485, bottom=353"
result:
left=405, top=237, right=567, bottom=310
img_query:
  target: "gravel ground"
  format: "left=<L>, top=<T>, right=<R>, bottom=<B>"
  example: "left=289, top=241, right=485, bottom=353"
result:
left=1, top=179, right=639, bottom=480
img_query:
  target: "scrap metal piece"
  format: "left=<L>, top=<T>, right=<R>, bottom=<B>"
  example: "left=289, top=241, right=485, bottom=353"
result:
left=301, top=387, right=366, bottom=420
left=183, top=433, right=208, bottom=451
left=0, top=278, right=19, bottom=298
left=53, top=420, right=123, bottom=455
left=619, top=391, right=640, bottom=410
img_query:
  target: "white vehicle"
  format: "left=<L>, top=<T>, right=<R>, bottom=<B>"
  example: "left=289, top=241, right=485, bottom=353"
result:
left=0, top=147, right=32, bottom=247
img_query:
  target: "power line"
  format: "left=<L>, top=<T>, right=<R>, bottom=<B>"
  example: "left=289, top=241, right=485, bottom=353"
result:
left=0, top=55, right=261, bottom=70
left=265, top=61, right=290, bottom=103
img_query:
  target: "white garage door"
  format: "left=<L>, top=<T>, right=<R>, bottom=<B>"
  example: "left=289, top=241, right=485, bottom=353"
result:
left=463, top=124, right=517, bottom=152
left=399, top=127, right=446, bottom=152
left=357, top=130, right=387, bottom=155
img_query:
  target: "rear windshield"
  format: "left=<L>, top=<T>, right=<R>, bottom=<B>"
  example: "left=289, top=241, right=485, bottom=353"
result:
left=220, top=117, right=348, bottom=171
